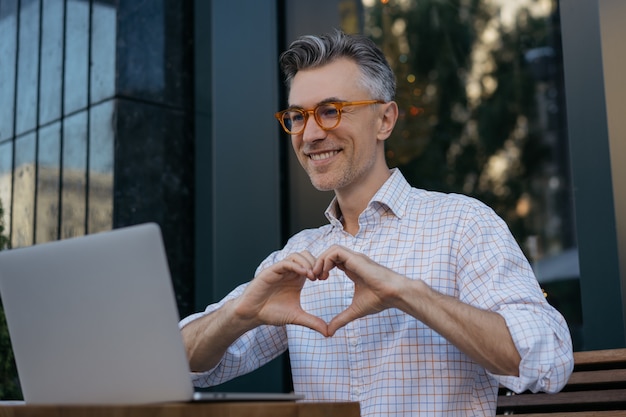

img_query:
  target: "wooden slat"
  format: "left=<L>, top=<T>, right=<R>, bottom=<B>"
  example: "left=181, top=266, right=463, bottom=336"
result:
left=567, top=369, right=626, bottom=385
left=497, top=388, right=626, bottom=409
left=574, top=349, right=626, bottom=367
left=497, top=348, right=626, bottom=415
left=497, top=411, right=626, bottom=417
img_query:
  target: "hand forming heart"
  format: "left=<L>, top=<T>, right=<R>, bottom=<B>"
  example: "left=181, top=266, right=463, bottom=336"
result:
left=236, top=245, right=403, bottom=337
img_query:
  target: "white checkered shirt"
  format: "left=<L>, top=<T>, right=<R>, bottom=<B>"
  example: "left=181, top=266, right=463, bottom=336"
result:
left=181, top=169, right=574, bottom=417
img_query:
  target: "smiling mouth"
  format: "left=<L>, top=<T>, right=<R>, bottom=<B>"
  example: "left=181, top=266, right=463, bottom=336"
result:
left=309, top=150, right=339, bottom=161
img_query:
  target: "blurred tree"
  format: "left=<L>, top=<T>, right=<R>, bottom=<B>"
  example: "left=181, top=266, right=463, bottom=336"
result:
left=365, top=0, right=559, bottom=251
left=0, top=199, right=22, bottom=400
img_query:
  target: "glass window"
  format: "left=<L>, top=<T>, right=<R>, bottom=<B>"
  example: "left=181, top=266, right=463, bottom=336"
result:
left=39, top=0, right=64, bottom=125
left=362, top=0, right=581, bottom=348
left=12, top=132, right=36, bottom=247
left=62, top=111, right=88, bottom=239
left=88, top=101, right=114, bottom=234
left=0, top=0, right=18, bottom=142
left=64, top=0, right=89, bottom=115
left=116, top=0, right=165, bottom=97
left=36, top=121, right=62, bottom=244
left=15, top=0, right=39, bottom=135
left=91, top=0, right=117, bottom=103
left=0, top=0, right=117, bottom=247
left=0, top=140, right=13, bottom=239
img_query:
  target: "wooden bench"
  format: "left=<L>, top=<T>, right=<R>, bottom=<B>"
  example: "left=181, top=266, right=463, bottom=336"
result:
left=497, top=348, right=626, bottom=416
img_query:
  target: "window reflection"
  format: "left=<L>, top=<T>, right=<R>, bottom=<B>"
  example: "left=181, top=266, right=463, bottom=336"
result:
left=39, top=0, right=64, bottom=125
left=117, top=0, right=165, bottom=96
left=91, top=0, right=117, bottom=103
left=64, top=0, right=89, bottom=115
left=362, top=0, right=581, bottom=347
left=62, top=111, right=88, bottom=239
left=364, top=0, right=574, bottom=258
left=0, top=141, right=13, bottom=238
left=12, top=133, right=36, bottom=247
left=88, top=101, right=114, bottom=234
left=1, top=0, right=116, bottom=249
left=0, top=0, right=18, bottom=142
left=15, top=0, right=39, bottom=135
left=36, top=122, right=62, bottom=244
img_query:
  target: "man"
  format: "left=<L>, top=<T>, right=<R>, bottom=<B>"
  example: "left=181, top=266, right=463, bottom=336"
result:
left=181, top=30, right=573, bottom=416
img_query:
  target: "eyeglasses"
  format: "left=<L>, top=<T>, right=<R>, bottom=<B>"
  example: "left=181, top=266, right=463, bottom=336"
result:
left=274, top=100, right=386, bottom=135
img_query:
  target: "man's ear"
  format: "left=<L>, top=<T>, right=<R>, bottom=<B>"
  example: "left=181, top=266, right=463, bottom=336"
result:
left=377, top=101, right=399, bottom=141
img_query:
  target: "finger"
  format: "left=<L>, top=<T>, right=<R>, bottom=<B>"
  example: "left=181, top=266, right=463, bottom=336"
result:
left=313, top=247, right=349, bottom=278
left=299, top=250, right=316, bottom=265
left=312, top=258, right=334, bottom=280
left=327, top=308, right=358, bottom=337
left=312, top=246, right=337, bottom=276
left=297, top=251, right=319, bottom=280
left=277, top=261, right=309, bottom=275
left=292, top=313, right=329, bottom=337
left=286, top=252, right=316, bottom=273
left=265, top=261, right=310, bottom=283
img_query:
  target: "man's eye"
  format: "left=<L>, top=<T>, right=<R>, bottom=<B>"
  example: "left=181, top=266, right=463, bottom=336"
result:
left=289, top=112, right=305, bottom=122
left=317, top=106, right=339, bottom=119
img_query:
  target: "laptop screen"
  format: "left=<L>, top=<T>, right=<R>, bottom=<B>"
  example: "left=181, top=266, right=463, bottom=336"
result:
left=0, top=223, right=194, bottom=404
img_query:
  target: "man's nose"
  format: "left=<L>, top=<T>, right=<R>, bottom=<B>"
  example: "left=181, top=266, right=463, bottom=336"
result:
left=301, top=114, right=326, bottom=143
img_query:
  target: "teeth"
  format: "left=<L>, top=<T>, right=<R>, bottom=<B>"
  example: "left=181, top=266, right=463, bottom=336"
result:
left=310, top=151, right=338, bottom=161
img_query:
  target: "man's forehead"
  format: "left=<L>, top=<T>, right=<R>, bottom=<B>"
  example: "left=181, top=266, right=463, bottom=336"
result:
left=288, top=59, right=363, bottom=106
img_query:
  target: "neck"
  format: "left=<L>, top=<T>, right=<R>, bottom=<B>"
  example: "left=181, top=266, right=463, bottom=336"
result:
left=335, top=168, right=392, bottom=236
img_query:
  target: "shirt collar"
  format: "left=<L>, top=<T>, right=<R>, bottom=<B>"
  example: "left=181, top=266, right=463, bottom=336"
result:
left=324, top=168, right=411, bottom=225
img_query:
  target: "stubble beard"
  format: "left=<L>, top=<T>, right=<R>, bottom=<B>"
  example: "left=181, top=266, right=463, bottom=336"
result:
left=304, top=152, right=376, bottom=193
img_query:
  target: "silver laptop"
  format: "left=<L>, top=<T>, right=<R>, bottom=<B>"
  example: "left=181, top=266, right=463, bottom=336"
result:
left=0, top=223, right=302, bottom=405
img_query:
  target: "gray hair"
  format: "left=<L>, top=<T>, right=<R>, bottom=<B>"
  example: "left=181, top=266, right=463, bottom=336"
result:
left=279, top=29, right=396, bottom=102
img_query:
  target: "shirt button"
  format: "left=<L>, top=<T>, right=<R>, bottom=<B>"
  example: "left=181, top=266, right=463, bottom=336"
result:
left=350, top=338, right=358, bottom=346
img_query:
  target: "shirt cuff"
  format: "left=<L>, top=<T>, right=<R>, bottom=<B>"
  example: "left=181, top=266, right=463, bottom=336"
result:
left=491, top=306, right=573, bottom=393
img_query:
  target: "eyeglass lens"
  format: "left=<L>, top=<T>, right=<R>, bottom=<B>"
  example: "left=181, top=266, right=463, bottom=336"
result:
left=282, top=103, right=340, bottom=133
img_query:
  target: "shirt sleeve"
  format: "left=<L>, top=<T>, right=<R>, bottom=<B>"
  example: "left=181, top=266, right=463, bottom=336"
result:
left=455, top=199, right=574, bottom=393
left=494, top=304, right=573, bottom=393
left=178, top=282, right=289, bottom=388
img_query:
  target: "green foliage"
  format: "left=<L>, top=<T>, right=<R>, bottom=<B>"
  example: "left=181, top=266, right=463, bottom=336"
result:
left=0, top=200, right=22, bottom=400
left=367, top=0, right=559, bottom=248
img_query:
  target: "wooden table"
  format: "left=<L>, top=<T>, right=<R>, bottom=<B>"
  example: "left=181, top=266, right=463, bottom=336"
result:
left=0, top=401, right=361, bottom=417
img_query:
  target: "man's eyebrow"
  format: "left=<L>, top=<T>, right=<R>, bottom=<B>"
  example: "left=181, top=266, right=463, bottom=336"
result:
left=288, top=97, right=345, bottom=109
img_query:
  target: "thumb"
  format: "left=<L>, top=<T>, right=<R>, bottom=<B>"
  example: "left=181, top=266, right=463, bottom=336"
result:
left=293, top=312, right=330, bottom=337
left=327, top=308, right=358, bottom=337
